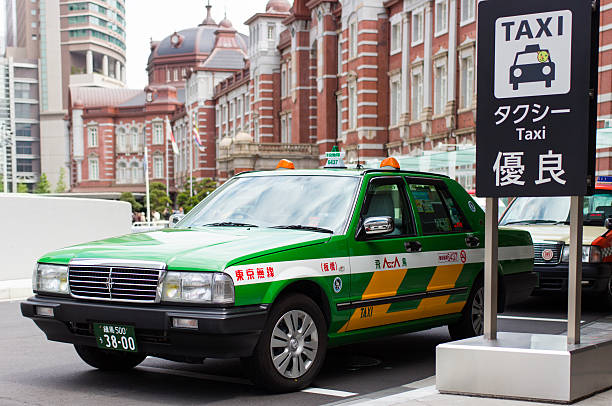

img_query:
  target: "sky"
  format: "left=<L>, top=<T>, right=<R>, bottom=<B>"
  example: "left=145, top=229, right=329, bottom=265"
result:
left=125, top=0, right=271, bottom=89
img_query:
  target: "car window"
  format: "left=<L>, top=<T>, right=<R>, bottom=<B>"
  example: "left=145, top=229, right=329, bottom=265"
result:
left=408, top=183, right=469, bottom=235
left=361, top=178, right=414, bottom=237
left=515, top=52, right=540, bottom=65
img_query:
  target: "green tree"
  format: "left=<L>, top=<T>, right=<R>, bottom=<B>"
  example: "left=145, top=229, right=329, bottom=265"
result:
left=34, top=173, right=51, bottom=194
left=149, top=182, right=172, bottom=213
left=0, top=174, right=3, bottom=192
left=176, top=177, right=217, bottom=213
left=17, top=183, right=29, bottom=193
left=119, top=192, right=143, bottom=213
left=55, top=167, right=67, bottom=193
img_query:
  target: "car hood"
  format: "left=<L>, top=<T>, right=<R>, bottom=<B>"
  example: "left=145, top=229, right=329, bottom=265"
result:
left=38, top=227, right=331, bottom=271
left=501, top=224, right=605, bottom=246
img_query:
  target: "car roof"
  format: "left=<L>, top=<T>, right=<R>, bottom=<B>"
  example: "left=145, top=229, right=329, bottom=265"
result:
left=236, top=168, right=450, bottom=179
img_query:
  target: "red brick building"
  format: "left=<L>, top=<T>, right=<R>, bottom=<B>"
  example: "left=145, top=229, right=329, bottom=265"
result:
left=68, top=0, right=612, bottom=193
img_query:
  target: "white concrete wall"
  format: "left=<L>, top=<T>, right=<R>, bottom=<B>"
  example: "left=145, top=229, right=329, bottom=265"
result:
left=0, top=194, right=132, bottom=281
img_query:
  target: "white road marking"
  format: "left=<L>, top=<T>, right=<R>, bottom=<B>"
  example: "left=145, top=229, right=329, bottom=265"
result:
left=137, top=365, right=253, bottom=385
left=498, top=315, right=585, bottom=323
left=345, top=385, right=438, bottom=405
left=302, top=387, right=358, bottom=397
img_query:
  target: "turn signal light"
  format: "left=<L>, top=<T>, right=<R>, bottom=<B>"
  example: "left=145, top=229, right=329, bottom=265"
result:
left=380, top=157, right=400, bottom=170
left=276, top=159, right=295, bottom=170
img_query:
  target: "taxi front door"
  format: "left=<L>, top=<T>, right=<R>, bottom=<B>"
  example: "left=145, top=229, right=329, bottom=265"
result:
left=339, top=176, right=430, bottom=332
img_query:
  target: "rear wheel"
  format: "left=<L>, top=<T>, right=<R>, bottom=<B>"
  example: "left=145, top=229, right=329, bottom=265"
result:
left=74, top=345, right=146, bottom=371
left=242, top=294, right=327, bottom=392
left=448, top=277, right=484, bottom=340
left=599, top=276, right=612, bottom=310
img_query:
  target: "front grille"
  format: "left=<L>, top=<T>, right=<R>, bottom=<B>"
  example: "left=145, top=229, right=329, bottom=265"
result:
left=533, top=242, right=563, bottom=265
left=68, top=265, right=161, bottom=303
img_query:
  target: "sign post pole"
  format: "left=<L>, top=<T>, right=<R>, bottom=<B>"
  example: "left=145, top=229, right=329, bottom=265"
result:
left=568, top=195, right=584, bottom=345
left=484, top=197, right=499, bottom=340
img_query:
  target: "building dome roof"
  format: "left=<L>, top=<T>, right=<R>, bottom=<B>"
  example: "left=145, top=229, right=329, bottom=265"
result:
left=219, top=136, right=233, bottom=148
left=219, top=17, right=233, bottom=29
left=266, top=0, right=291, bottom=13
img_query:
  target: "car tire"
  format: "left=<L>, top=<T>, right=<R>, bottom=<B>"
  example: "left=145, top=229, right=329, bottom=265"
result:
left=242, top=294, right=328, bottom=392
left=74, top=345, right=147, bottom=371
left=599, top=276, right=612, bottom=310
left=448, top=277, right=485, bottom=340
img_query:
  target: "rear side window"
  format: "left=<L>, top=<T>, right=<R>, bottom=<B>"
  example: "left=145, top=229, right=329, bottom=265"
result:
left=408, top=183, right=470, bottom=234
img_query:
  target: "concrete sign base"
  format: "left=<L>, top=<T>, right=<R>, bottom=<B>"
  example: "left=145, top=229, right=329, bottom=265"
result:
left=436, top=318, right=612, bottom=403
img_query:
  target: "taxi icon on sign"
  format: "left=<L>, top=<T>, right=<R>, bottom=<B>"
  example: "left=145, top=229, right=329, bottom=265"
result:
left=509, top=44, right=556, bottom=90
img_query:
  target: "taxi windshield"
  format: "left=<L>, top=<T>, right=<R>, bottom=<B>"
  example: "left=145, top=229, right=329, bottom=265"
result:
left=499, top=191, right=612, bottom=227
left=515, top=52, right=540, bottom=65
left=179, top=175, right=361, bottom=234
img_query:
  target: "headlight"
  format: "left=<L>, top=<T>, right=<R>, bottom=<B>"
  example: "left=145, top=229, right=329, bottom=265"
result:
left=34, top=263, right=69, bottom=294
left=561, top=245, right=601, bottom=263
left=161, top=272, right=234, bottom=304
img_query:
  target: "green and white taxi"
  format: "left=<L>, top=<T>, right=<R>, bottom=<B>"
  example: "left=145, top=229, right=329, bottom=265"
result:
left=21, top=159, right=535, bottom=392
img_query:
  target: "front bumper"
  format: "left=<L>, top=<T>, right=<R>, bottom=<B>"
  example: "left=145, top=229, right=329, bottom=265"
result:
left=533, top=262, right=612, bottom=294
left=21, top=295, right=269, bottom=358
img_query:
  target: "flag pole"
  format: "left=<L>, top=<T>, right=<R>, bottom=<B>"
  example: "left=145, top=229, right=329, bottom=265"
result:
left=190, top=110, right=193, bottom=197
left=144, top=127, right=151, bottom=223
left=165, top=116, right=169, bottom=197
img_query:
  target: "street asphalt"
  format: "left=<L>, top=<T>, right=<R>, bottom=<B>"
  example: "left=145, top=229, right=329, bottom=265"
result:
left=1, top=294, right=610, bottom=406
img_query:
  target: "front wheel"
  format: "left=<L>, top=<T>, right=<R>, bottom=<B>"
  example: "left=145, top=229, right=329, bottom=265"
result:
left=242, top=294, right=328, bottom=392
left=74, top=345, right=147, bottom=371
left=448, top=278, right=484, bottom=340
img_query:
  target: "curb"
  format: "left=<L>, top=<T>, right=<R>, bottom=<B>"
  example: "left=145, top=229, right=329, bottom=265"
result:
left=0, top=279, right=32, bottom=301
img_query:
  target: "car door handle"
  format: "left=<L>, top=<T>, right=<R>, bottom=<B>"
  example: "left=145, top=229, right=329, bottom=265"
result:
left=465, top=235, right=480, bottom=248
left=404, top=241, right=422, bottom=253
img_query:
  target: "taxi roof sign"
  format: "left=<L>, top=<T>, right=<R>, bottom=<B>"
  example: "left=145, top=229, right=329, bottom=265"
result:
left=596, top=176, right=612, bottom=184
left=324, top=146, right=346, bottom=168
left=380, top=157, right=400, bottom=170
left=276, top=159, right=295, bottom=170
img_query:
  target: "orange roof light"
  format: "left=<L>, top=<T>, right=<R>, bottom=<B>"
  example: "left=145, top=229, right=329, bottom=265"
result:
left=380, top=157, right=400, bottom=170
left=276, top=159, right=295, bottom=170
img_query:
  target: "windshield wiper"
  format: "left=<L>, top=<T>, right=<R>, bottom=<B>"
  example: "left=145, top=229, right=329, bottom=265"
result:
left=503, top=220, right=566, bottom=225
left=270, top=225, right=333, bottom=234
left=199, top=222, right=259, bottom=227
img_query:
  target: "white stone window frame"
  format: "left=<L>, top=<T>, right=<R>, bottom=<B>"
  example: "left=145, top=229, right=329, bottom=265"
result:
left=458, top=45, right=475, bottom=111
left=166, top=69, right=170, bottom=83
left=87, top=124, right=98, bottom=148
left=153, top=153, right=164, bottom=179
left=348, top=16, right=358, bottom=60
left=88, top=154, right=99, bottom=181
left=152, top=119, right=164, bottom=145
left=130, top=160, right=142, bottom=184
left=460, top=0, right=476, bottom=27
left=411, top=64, right=424, bottom=122
left=281, top=64, right=287, bottom=97
left=411, top=8, right=424, bottom=46
left=434, top=0, right=448, bottom=37
left=116, top=127, right=128, bottom=153
left=389, top=72, right=401, bottom=128
left=116, top=159, right=128, bottom=184
left=433, top=55, right=448, bottom=117
left=280, top=115, right=287, bottom=143
left=390, top=13, right=402, bottom=56
left=348, top=77, right=358, bottom=130
left=130, top=126, right=141, bottom=153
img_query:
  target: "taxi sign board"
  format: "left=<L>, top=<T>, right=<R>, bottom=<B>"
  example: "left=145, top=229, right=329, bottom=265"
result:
left=325, top=146, right=347, bottom=168
left=476, top=0, right=599, bottom=197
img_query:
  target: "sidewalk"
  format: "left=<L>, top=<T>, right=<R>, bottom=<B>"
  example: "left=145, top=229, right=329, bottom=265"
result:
left=0, top=278, right=31, bottom=301
left=332, top=376, right=612, bottom=406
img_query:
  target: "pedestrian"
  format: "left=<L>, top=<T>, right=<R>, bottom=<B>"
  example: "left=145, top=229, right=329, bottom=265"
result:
left=152, top=210, right=160, bottom=221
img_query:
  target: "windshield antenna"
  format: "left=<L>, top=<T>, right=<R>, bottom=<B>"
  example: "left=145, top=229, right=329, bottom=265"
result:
left=356, top=144, right=363, bottom=169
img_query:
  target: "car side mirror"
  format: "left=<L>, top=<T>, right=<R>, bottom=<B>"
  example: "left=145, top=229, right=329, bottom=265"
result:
left=605, top=217, right=612, bottom=230
left=363, top=216, right=394, bottom=236
left=169, top=214, right=185, bottom=228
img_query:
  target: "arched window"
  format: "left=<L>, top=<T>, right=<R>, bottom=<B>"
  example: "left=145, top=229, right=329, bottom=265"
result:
left=117, top=161, right=127, bottom=183
left=131, top=161, right=141, bottom=183
left=131, top=127, right=140, bottom=152
left=117, top=128, right=127, bottom=152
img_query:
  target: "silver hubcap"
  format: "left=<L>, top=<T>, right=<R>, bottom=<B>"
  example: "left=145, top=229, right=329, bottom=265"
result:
left=471, top=287, right=484, bottom=335
left=269, top=309, right=319, bottom=379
